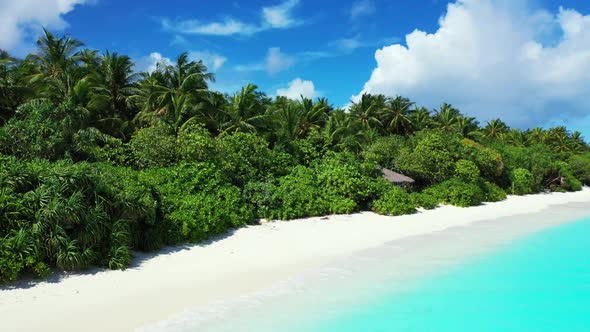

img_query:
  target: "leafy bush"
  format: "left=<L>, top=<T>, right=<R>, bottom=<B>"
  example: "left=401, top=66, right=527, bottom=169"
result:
left=372, top=186, right=417, bottom=216
left=314, top=152, right=378, bottom=206
left=410, top=192, right=440, bottom=210
left=216, top=132, right=294, bottom=186
left=460, top=139, right=504, bottom=180
left=270, top=166, right=330, bottom=220
left=0, top=100, right=83, bottom=160
left=266, top=153, right=383, bottom=220
left=568, top=153, right=590, bottom=185
left=494, top=143, right=556, bottom=191
left=139, top=163, right=254, bottom=242
left=510, top=168, right=535, bottom=195
left=424, top=178, right=484, bottom=207
left=291, top=129, right=327, bottom=165
left=454, top=159, right=480, bottom=182
left=552, top=162, right=583, bottom=192
left=398, top=131, right=458, bottom=184
left=243, top=180, right=280, bottom=219
left=130, top=124, right=178, bottom=168
left=480, top=181, right=507, bottom=202
left=362, top=135, right=407, bottom=169
left=72, top=128, right=130, bottom=165
left=0, top=158, right=163, bottom=282
left=176, top=123, right=217, bottom=163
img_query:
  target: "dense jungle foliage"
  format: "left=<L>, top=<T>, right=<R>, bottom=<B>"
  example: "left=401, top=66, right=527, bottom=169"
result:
left=1, top=30, right=588, bottom=282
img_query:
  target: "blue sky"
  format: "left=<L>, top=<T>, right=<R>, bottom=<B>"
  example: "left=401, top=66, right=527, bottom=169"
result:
left=1, top=0, right=590, bottom=137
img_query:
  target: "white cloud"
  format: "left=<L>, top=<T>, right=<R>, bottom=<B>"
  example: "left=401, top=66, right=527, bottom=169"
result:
left=334, top=37, right=363, bottom=52
left=188, top=51, right=227, bottom=71
left=236, top=47, right=295, bottom=74
left=162, top=18, right=261, bottom=36
left=262, top=0, right=301, bottom=28
left=350, top=0, right=376, bottom=19
left=163, top=0, right=301, bottom=37
left=135, top=52, right=173, bottom=73
left=276, top=78, right=319, bottom=99
left=0, top=0, right=91, bottom=54
left=265, top=47, right=295, bottom=74
left=136, top=51, right=227, bottom=73
left=330, top=35, right=399, bottom=53
left=354, top=0, right=590, bottom=128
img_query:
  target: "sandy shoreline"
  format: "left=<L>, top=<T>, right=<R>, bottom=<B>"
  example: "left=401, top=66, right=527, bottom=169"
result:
left=2, top=188, right=590, bottom=332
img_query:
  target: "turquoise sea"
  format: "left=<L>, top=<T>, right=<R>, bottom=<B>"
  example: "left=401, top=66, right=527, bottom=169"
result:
left=147, top=215, right=590, bottom=332
left=302, top=216, right=590, bottom=332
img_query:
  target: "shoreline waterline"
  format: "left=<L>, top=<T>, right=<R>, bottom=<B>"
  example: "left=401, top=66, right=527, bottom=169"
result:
left=142, top=200, right=590, bottom=332
left=1, top=188, right=590, bottom=332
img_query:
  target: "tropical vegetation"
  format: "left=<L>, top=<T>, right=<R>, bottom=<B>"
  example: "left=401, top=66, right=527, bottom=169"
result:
left=1, top=30, right=588, bottom=283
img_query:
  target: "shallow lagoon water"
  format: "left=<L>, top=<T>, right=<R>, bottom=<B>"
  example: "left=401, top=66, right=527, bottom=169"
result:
left=143, top=211, right=590, bottom=332
left=304, top=216, right=590, bottom=332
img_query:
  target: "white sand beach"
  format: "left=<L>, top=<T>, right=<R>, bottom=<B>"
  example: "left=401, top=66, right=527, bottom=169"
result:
left=2, top=188, right=590, bottom=332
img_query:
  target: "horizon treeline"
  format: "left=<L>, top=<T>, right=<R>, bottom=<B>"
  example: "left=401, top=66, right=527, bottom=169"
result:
left=1, top=30, right=589, bottom=283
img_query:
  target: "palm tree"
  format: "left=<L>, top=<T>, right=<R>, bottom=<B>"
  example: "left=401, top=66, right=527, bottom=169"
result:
left=381, top=96, right=414, bottom=135
left=0, top=50, right=31, bottom=124
left=221, top=83, right=268, bottom=134
left=27, top=29, right=84, bottom=101
left=570, top=131, right=587, bottom=152
left=322, top=109, right=373, bottom=153
left=133, top=52, right=214, bottom=134
left=90, top=52, right=136, bottom=116
left=408, top=107, right=432, bottom=132
left=196, top=91, right=228, bottom=134
left=296, top=97, right=330, bottom=138
left=499, top=129, right=526, bottom=146
left=545, top=126, right=580, bottom=154
left=526, top=127, right=546, bottom=145
left=455, top=116, right=480, bottom=139
left=549, top=132, right=574, bottom=154
left=348, top=93, right=385, bottom=130
left=432, top=103, right=460, bottom=131
left=270, top=96, right=330, bottom=142
left=483, top=119, right=509, bottom=139
left=79, top=52, right=138, bottom=138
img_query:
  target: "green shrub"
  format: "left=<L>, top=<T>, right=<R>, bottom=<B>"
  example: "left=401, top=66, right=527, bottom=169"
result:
left=0, top=238, right=24, bottom=283
left=480, top=181, right=507, bottom=202
left=139, top=162, right=254, bottom=242
left=460, top=139, right=504, bottom=179
left=410, top=192, right=440, bottom=210
left=271, top=166, right=329, bottom=220
left=291, top=129, right=327, bottom=165
left=72, top=128, right=130, bottom=165
left=0, top=100, right=80, bottom=160
left=568, top=153, right=590, bottom=185
left=172, top=186, right=253, bottom=241
left=397, top=131, right=458, bottom=184
left=314, top=152, right=377, bottom=206
left=176, top=123, right=217, bottom=162
left=362, top=135, right=407, bottom=169
left=553, top=162, right=583, bottom=192
left=216, top=132, right=294, bottom=186
left=372, top=187, right=417, bottom=216
left=262, top=153, right=384, bottom=220
left=243, top=180, right=280, bottom=219
left=510, top=168, right=535, bottom=195
left=130, top=125, right=178, bottom=168
left=454, top=159, right=480, bottom=182
left=424, top=178, right=484, bottom=207
left=494, top=143, right=556, bottom=191
left=0, top=158, right=171, bottom=282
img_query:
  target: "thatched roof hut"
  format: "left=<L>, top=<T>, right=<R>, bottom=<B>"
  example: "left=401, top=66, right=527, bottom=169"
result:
left=381, top=168, right=415, bottom=184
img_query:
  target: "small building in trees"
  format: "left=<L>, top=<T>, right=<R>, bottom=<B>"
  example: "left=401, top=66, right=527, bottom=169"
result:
left=381, top=168, right=415, bottom=186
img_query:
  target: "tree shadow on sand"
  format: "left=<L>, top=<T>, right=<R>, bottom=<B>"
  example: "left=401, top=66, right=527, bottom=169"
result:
left=1, top=227, right=243, bottom=291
